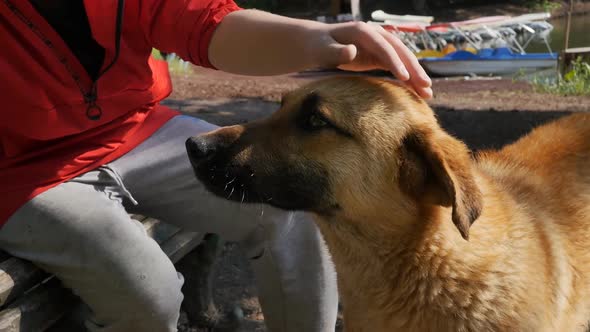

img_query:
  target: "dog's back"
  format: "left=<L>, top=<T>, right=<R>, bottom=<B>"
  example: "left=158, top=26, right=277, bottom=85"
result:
left=474, top=113, right=590, bottom=330
left=480, top=113, right=590, bottom=234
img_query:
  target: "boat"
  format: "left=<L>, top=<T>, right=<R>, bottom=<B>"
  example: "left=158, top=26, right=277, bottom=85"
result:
left=419, top=47, right=558, bottom=76
left=367, top=10, right=558, bottom=77
left=370, top=10, right=434, bottom=24
left=369, top=10, right=553, bottom=54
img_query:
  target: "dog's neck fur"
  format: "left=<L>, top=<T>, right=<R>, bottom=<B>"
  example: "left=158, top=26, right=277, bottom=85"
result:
left=314, top=173, right=522, bottom=331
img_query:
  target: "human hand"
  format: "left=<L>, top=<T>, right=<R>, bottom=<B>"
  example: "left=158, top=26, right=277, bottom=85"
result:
left=309, top=22, right=432, bottom=99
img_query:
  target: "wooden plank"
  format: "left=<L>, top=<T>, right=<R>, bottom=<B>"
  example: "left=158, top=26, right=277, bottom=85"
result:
left=0, top=217, right=181, bottom=311
left=0, top=279, right=76, bottom=332
left=144, top=219, right=180, bottom=244
left=129, top=214, right=148, bottom=222
left=0, top=221, right=201, bottom=332
left=564, top=47, right=590, bottom=53
left=559, top=47, right=590, bottom=75
left=0, top=259, right=47, bottom=308
left=0, top=254, right=12, bottom=266
left=162, top=231, right=202, bottom=264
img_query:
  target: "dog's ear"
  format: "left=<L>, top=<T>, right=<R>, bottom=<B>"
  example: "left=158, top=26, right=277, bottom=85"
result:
left=399, top=128, right=482, bottom=240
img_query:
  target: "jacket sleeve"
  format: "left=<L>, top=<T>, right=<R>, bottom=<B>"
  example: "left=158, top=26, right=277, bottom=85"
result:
left=139, top=0, right=242, bottom=68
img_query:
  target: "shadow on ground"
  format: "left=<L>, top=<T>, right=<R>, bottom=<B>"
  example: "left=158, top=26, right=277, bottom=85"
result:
left=164, top=97, right=574, bottom=150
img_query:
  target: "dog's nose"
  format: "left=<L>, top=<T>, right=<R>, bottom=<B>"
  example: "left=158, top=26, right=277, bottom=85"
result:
left=186, top=136, right=217, bottom=161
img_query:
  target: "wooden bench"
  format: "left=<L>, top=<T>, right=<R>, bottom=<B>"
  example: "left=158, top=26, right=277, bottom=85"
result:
left=0, top=215, right=206, bottom=332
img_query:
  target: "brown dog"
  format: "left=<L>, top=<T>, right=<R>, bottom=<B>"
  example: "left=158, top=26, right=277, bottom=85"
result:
left=186, top=77, right=590, bottom=332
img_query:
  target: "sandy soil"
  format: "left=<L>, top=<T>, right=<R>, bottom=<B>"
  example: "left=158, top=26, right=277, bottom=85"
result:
left=170, top=67, right=590, bottom=113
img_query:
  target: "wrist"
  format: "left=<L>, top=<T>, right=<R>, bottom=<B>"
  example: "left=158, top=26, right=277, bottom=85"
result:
left=301, top=23, right=335, bottom=70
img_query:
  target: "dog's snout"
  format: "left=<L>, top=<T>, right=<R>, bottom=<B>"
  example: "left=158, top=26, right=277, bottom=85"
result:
left=186, top=126, right=244, bottom=162
left=186, top=136, right=217, bottom=161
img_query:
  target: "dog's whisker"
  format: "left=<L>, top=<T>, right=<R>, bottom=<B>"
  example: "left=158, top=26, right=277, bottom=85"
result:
left=224, top=177, right=236, bottom=191
left=241, top=190, right=246, bottom=204
left=227, top=186, right=235, bottom=198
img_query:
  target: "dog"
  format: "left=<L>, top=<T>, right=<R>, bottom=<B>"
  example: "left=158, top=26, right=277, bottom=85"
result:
left=186, top=76, right=590, bottom=331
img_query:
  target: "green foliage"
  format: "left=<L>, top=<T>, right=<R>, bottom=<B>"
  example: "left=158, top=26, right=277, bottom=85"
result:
left=532, top=57, right=590, bottom=96
left=151, top=49, right=192, bottom=75
left=523, top=0, right=561, bottom=12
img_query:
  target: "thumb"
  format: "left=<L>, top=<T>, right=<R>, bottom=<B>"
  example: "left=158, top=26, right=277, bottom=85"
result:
left=323, top=43, right=357, bottom=67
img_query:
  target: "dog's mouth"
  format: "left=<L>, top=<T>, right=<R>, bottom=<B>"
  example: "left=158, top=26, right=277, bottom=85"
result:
left=188, top=152, right=264, bottom=204
left=187, top=141, right=339, bottom=214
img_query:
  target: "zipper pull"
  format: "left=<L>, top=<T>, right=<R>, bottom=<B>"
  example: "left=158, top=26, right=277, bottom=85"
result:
left=84, top=84, right=102, bottom=121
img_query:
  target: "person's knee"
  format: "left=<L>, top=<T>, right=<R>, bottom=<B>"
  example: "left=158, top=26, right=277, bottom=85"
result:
left=80, top=249, right=185, bottom=332
left=125, top=270, right=185, bottom=331
left=141, top=275, right=184, bottom=330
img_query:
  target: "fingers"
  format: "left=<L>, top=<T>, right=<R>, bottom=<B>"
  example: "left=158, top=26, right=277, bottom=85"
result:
left=376, top=26, right=432, bottom=89
left=411, top=84, right=434, bottom=99
left=331, top=22, right=409, bottom=81
left=325, top=21, right=433, bottom=99
left=325, top=42, right=357, bottom=66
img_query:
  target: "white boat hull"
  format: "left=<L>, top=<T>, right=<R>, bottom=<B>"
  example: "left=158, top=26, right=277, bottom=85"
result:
left=421, top=59, right=557, bottom=76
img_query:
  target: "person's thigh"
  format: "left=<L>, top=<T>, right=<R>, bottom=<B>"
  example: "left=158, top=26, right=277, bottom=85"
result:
left=0, top=178, right=184, bottom=332
left=110, top=115, right=339, bottom=331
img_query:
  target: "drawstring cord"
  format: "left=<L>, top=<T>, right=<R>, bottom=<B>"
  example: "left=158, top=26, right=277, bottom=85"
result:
left=99, top=166, right=138, bottom=206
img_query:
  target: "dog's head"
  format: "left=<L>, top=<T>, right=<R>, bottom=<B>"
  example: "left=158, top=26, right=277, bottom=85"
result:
left=186, top=77, right=482, bottom=239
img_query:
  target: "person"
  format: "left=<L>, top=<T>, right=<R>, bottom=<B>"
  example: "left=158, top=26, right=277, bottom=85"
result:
left=0, top=1, right=432, bottom=331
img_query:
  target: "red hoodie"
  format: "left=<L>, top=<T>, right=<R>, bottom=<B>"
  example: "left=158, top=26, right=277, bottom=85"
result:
left=0, top=0, right=241, bottom=224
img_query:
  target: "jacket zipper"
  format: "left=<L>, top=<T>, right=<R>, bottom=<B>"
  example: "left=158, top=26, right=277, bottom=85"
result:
left=3, top=0, right=126, bottom=121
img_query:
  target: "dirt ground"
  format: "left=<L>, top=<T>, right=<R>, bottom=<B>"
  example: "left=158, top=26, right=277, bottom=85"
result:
left=170, top=66, right=590, bottom=113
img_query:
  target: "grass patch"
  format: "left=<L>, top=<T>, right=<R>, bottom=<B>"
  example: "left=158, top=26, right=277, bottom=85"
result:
left=151, top=49, right=193, bottom=75
left=532, top=57, right=590, bottom=96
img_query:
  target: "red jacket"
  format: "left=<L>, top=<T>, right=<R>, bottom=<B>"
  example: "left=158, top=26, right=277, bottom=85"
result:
left=0, top=0, right=241, bottom=224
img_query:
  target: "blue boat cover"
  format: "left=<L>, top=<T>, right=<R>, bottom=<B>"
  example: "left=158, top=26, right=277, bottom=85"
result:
left=422, top=47, right=557, bottom=61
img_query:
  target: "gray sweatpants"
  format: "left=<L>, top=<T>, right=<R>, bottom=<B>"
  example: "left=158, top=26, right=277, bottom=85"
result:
left=0, top=115, right=338, bottom=332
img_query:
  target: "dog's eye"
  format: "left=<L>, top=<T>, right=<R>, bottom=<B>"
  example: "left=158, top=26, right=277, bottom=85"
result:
left=307, top=113, right=328, bottom=129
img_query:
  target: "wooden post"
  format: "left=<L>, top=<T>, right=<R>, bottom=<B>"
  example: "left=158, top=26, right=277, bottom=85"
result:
left=564, top=0, right=574, bottom=50
left=351, top=0, right=361, bottom=21
left=330, top=0, right=341, bottom=18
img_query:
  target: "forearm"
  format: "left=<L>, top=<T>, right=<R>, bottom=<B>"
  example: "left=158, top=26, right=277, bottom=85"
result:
left=208, top=10, right=326, bottom=76
left=207, top=8, right=433, bottom=98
